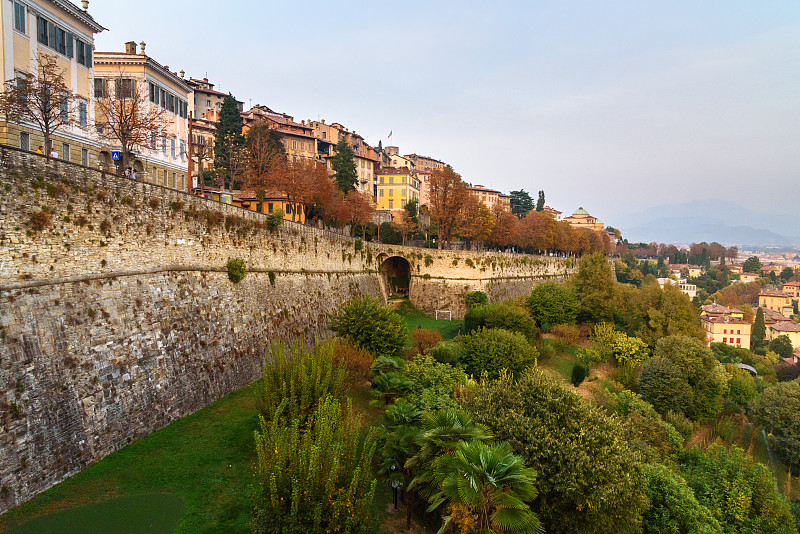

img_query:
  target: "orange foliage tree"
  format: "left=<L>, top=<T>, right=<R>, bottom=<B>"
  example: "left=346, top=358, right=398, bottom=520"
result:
left=429, top=167, right=468, bottom=249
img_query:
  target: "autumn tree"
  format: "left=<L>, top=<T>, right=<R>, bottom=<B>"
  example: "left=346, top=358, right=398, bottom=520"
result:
left=429, top=167, right=468, bottom=249
left=331, top=136, right=357, bottom=193
left=94, top=71, right=168, bottom=173
left=459, top=195, right=494, bottom=250
left=243, top=120, right=289, bottom=201
left=0, top=52, right=80, bottom=156
left=489, top=207, right=518, bottom=249
left=345, top=189, right=374, bottom=238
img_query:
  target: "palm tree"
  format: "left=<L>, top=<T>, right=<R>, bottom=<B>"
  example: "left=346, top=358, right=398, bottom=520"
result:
left=429, top=441, right=543, bottom=534
left=406, top=409, right=493, bottom=504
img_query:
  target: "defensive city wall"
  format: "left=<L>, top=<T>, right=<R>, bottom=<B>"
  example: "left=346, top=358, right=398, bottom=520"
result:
left=0, top=145, right=570, bottom=512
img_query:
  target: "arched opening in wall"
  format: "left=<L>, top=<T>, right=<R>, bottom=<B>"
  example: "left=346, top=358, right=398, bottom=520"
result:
left=133, top=160, right=144, bottom=177
left=99, top=151, right=111, bottom=172
left=380, top=255, right=411, bottom=297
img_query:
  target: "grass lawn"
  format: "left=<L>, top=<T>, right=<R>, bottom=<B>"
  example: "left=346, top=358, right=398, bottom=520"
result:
left=537, top=337, right=579, bottom=382
left=395, top=299, right=460, bottom=341
left=1, top=383, right=261, bottom=534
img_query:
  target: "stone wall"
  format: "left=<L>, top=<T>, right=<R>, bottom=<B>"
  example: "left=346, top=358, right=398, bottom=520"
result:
left=0, top=145, right=570, bottom=512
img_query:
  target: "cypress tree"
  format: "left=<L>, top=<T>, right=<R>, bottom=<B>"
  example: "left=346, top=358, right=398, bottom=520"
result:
left=752, top=307, right=766, bottom=352
left=536, top=190, right=545, bottom=211
left=332, top=136, right=358, bottom=192
left=213, top=94, right=244, bottom=183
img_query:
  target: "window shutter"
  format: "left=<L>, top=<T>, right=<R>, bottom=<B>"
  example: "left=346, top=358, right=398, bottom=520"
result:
left=66, top=33, right=73, bottom=58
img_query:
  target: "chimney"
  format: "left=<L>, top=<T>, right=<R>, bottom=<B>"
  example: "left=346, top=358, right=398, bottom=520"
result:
left=139, top=41, right=146, bottom=55
left=180, top=69, right=185, bottom=79
left=81, top=0, right=89, bottom=11
left=125, top=41, right=137, bottom=55
left=164, top=65, right=169, bottom=71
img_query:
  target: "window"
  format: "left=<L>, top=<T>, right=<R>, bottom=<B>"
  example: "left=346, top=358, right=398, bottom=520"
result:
left=37, top=17, right=48, bottom=45
left=180, top=140, right=185, bottom=160
left=62, top=143, right=69, bottom=161
left=379, top=189, right=384, bottom=197
left=14, top=2, right=25, bottom=33
left=737, top=338, right=741, bottom=344
left=268, top=203, right=274, bottom=214
left=93, top=78, right=106, bottom=98
left=170, top=138, right=175, bottom=158
left=161, top=89, right=166, bottom=108
left=150, top=131, right=156, bottom=149
left=723, top=329, right=727, bottom=334
left=115, top=78, right=134, bottom=99
left=723, top=337, right=727, bottom=343
left=78, top=100, right=87, bottom=127
left=59, top=94, right=69, bottom=122
left=292, top=140, right=297, bottom=150
left=55, top=27, right=66, bottom=54
left=163, top=169, right=168, bottom=186
left=206, top=99, right=211, bottom=108
left=388, top=199, right=393, bottom=209
left=66, top=34, right=73, bottom=58
left=81, top=148, right=88, bottom=166
left=180, top=175, right=185, bottom=190
left=161, top=137, right=166, bottom=154
left=20, top=131, right=30, bottom=151
left=172, top=172, right=176, bottom=188
left=322, top=131, right=326, bottom=139
left=76, top=38, right=86, bottom=65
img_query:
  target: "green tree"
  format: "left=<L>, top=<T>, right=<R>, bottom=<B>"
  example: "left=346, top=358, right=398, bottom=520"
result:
left=328, top=297, right=406, bottom=357
left=465, top=291, right=488, bottom=309
left=742, top=256, right=762, bottom=274
left=332, top=136, right=357, bottom=192
left=252, top=396, right=378, bottom=534
left=638, top=356, right=692, bottom=416
left=527, top=281, right=579, bottom=328
left=572, top=253, right=616, bottom=323
left=680, top=444, right=794, bottom=534
left=644, top=335, right=727, bottom=422
left=749, top=380, right=800, bottom=469
left=536, top=190, right=545, bottom=212
left=461, top=370, right=649, bottom=534
left=509, top=190, right=534, bottom=219
left=780, top=267, right=794, bottom=283
left=751, top=307, right=766, bottom=352
left=769, top=334, right=794, bottom=359
left=429, top=441, right=543, bottom=534
left=641, top=463, right=723, bottom=534
left=379, top=221, right=402, bottom=244
left=213, top=94, right=244, bottom=184
left=459, top=328, right=538, bottom=378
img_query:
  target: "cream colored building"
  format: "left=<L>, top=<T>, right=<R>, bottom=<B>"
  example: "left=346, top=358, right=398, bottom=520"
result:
left=739, top=272, right=760, bottom=283
left=94, top=42, right=190, bottom=190
left=0, top=0, right=105, bottom=164
left=782, top=281, right=800, bottom=299
left=404, top=153, right=446, bottom=172
left=467, top=185, right=511, bottom=213
left=563, top=207, right=604, bottom=231
left=702, top=315, right=751, bottom=348
left=766, top=321, right=800, bottom=350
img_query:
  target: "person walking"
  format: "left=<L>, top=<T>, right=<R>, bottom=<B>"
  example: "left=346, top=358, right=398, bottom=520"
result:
left=131, top=168, right=138, bottom=181
left=124, top=167, right=132, bottom=178
left=36, top=146, right=43, bottom=154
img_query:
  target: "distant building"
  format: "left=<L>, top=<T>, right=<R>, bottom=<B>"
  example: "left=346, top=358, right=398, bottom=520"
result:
left=702, top=315, right=751, bottom=349
left=670, top=264, right=703, bottom=278
left=242, top=105, right=317, bottom=164
left=781, top=281, right=800, bottom=299
left=543, top=206, right=562, bottom=221
left=563, top=207, right=604, bottom=231
left=658, top=278, right=698, bottom=299
left=404, top=153, right=446, bottom=172
left=739, top=272, right=760, bottom=283
left=701, top=304, right=744, bottom=320
left=758, top=290, right=793, bottom=314
left=376, top=168, right=419, bottom=210
left=308, top=120, right=379, bottom=197
left=767, top=321, right=800, bottom=351
left=231, top=189, right=305, bottom=224
left=466, top=185, right=511, bottom=212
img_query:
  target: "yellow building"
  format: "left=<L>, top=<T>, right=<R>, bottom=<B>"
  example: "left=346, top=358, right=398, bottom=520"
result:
left=758, top=290, right=793, bottom=314
left=670, top=264, right=703, bottom=278
left=702, top=315, right=751, bottom=348
left=563, top=207, right=604, bottom=231
left=766, top=321, right=800, bottom=351
left=782, top=281, right=800, bottom=299
left=376, top=168, right=419, bottom=210
left=232, top=190, right=305, bottom=224
left=94, top=41, right=190, bottom=190
left=0, top=0, right=105, bottom=163
left=739, top=272, right=760, bottom=283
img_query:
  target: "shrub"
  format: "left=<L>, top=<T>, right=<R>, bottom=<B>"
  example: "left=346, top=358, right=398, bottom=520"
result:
left=170, top=200, right=184, bottom=211
left=638, top=356, right=691, bottom=417
left=328, top=296, right=406, bottom=358
left=483, top=302, right=538, bottom=340
left=464, top=305, right=488, bottom=334
left=255, top=341, right=348, bottom=425
left=465, top=291, right=488, bottom=309
left=253, top=396, right=377, bottom=534
left=403, top=354, right=468, bottom=413
left=641, top=464, right=723, bottom=534
left=428, top=341, right=462, bottom=365
left=665, top=411, right=693, bottom=443
left=28, top=210, right=52, bottom=232
left=459, top=327, right=538, bottom=378
left=331, top=337, right=373, bottom=385
left=266, top=208, right=284, bottom=231
left=148, top=198, right=160, bottom=209
left=99, top=218, right=111, bottom=235
left=379, top=222, right=401, bottom=244
left=226, top=257, right=247, bottom=283
left=570, top=364, right=587, bottom=386
left=536, top=342, right=556, bottom=362
left=551, top=324, right=580, bottom=345
left=528, top=281, right=579, bottom=327
left=461, top=369, right=649, bottom=534
left=411, top=328, right=442, bottom=355
left=354, top=238, right=363, bottom=251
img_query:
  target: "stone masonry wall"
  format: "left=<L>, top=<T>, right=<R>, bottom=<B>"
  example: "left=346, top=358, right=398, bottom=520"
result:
left=0, top=145, right=570, bottom=512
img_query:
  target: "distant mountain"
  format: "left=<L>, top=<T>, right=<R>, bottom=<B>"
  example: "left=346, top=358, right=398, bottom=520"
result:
left=614, top=200, right=800, bottom=246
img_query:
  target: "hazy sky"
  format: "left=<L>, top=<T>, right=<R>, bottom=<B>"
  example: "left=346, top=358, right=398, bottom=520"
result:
left=90, top=1, right=800, bottom=227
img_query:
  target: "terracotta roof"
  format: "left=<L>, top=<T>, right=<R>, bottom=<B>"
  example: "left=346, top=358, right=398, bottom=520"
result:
left=702, top=316, right=750, bottom=325
left=770, top=321, right=800, bottom=333
left=701, top=304, right=737, bottom=315
left=740, top=272, right=759, bottom=277
left=783, top=281, right=800, bottom=287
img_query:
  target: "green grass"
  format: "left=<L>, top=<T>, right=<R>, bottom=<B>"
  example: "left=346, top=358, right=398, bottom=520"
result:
left=537, top=338, right=579, bottom=382
left=0, top=383, right=261, bottom=534
left=396, top=299, right=460, bottom=340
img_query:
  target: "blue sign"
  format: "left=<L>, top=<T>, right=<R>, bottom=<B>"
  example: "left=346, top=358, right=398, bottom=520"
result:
left=111, top=151, right=121, bottom=161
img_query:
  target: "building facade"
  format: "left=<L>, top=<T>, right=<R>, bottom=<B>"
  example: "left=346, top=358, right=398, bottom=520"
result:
left=758, top=290, right=793, bottom=314
left=404, top=153, right=446, bottom=172
left=702, top=315, right=751, bottom=348
left=376, top=167, right=419, bottom=210
left=766, top=321, right=800, bottom=350
left=94, top=41, right=191, bottom=190
left=563, top=207, right=604, bottom=231
left=0, top=0, right=105, bottom=164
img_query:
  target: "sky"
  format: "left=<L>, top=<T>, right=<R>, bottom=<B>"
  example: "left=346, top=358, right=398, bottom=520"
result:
left=89, top=1, right=800, bottom=229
